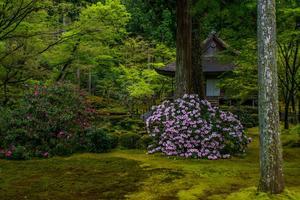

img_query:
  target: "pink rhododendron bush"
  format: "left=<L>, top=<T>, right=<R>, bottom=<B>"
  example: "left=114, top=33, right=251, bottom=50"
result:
left=146, top=94, right=251, bottom=160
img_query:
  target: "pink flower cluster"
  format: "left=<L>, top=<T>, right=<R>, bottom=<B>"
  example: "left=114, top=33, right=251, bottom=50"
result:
left=146, top=94, right=251, bottom=160
left=0, top=147, right=13, bottom=158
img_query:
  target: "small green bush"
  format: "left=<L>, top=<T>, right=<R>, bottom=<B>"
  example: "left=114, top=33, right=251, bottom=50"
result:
left=109, top=133, right=119, bottom=149
left=0, top=146, right=29, bottom=160
left=220, top=106, right=258, bottom=128
left=12, top=146, right=29, bottom=160
left=52, top=143, right=73, bottom=156
left=116, top=118, right=145, bottom=131
left=119, top=133, right=141, bottom=149
left=85, top=128, right=118, bottom=153
left=137, top=135, right=153, bottom=149
left=282, top=125, right=300, bottom=148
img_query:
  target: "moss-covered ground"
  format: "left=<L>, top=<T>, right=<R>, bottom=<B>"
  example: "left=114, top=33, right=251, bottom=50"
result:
left=0, top=127, right=299, bottom=200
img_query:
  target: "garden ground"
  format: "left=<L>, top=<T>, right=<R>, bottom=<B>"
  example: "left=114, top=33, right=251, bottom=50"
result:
left=0, top=127, right=299, bottom=200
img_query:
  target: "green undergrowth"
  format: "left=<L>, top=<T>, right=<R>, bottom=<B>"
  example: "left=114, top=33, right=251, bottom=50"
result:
left=281, top=125, right=300, bottom=148
left=0, top=127, right=299, bottom=200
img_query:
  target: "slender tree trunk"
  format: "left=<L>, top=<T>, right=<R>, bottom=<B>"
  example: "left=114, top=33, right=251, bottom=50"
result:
left=56, top=40, right=80, bottom=82
left=291, top=94, right=296, bottom=112
left=284, top=95, right=290, bottom=129
left=257, top=0, right=284, bottom=193
left=175, top=0, right=192, bottom=97
left=192, top=14, right=205, bottom=98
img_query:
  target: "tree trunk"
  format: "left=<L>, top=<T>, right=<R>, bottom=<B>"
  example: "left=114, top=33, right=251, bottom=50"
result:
left=284, top=96, right=290, bottom=129
left=257, top=0, right=284, bottom=194
left=175, top=0, right=192, bottom=97
left=191, top=14, right=205, bottom=98
left=56, top=40, right=80, bottom=82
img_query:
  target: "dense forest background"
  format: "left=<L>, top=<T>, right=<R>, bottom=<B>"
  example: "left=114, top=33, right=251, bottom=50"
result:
left=0, top=0, right=299, bottom=121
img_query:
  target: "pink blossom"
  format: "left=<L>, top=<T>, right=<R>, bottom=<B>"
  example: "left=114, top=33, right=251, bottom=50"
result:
left=5, top=150, right=12, bottom=157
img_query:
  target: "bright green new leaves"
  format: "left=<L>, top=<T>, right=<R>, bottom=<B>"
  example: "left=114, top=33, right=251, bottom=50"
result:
left=78, top=0, right=130, bottom=42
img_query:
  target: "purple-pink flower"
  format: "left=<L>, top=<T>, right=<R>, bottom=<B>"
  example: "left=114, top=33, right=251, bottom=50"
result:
left=5, top=150, right=12, bottom=158
left=146, top=94, right=251, bottom=160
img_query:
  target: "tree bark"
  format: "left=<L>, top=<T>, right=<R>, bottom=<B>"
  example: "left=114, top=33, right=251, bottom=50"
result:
left=175, top=0, right=192, bottom=97
left=191, top=13, right=205, bottom=98
left=257, top=0, right=284, bottom=194
left=284, top=95, right=290, bottom=129
left=56, top=40, right=80, bottom=82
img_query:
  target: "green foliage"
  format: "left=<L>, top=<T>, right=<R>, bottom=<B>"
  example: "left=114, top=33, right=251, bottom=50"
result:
left=119, top=133, right=141, bottom=149
left=116, top=118, right=144, bottom=131
left=219, top=39, right=258, bottom=101
left=1, top=128, right=300, bottom=199
left=137, top=135, right=153, bottom=149
left=52, top=143, right=73, bottom=156
left=11, top=146, right=30, bottom=160
left=78, top=0, right=130, bottom=41
left=281, top=125, right=300, bottom=148
left=0, top=83, right=95, bottom=158
left=85, top=128, right=119, bottom=153
left=219, top=0, right=299, bottom=103
left=220, top=106, right=259, bottom=128
left=123, top=0, right=176, bottom=46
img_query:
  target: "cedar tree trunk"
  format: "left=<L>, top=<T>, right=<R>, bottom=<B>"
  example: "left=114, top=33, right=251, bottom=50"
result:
left=257, top=0, right=284, bottom=193
left=192, top=15, right=205, bottom=98
left=175, top=0, right=192, bottom=97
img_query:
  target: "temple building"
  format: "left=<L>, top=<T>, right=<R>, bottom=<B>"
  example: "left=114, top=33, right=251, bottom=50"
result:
left=155, top=33, right=253, bottom=106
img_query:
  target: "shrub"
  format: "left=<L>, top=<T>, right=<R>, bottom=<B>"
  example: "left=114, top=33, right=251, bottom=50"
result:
left=282, top=125, right=300, bottom=148
left=11, top=146, right=30, bottom=160
left=86, top=96, right=105, bottom=109
left=0, top=148, right=4, bottom=159
left=0, top=83, right=96, bottom=159
left=146, top=94, right=251, bottom=160
left=137, top=135, right=153, bottom=149
left=109, top=133, right=119, bottom=149
left=119, top=133, right=141, bottom=149
left=220, top=106, right=258, bottom=128
left=0, top=145, right=29, bottom=160
left=117, top=119, right=136, bottom=130
left=84, top=128, right=118, bottom=153
left=52, top=143, right=73, bottom=156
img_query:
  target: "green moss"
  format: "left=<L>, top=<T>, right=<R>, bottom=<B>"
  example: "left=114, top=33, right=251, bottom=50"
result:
left=226, top=187, right=300, bottom=200
left=0, top=127, right=299, bottom=199
left=0, top=157, right=149, bottom=200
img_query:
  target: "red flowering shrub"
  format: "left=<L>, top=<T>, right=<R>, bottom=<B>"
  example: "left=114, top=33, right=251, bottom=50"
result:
left=0, top=83, right=96, bottom=158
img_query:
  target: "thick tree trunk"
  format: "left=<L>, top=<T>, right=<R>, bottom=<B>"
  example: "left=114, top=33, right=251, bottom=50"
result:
left=175, top=0, right=192, bottom=97
left=192, top=15, right=205, bottom=99
left=257, top=0, right=284, bottom=194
